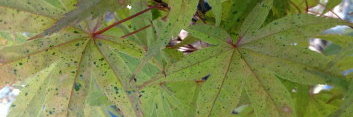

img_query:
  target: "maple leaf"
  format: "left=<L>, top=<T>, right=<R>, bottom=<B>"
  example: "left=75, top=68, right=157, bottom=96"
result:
left=0, top=27, right=148, bottom=116
left=0, top=0, right=150, bottom=116
left=137, top=0, right=352, bottom=116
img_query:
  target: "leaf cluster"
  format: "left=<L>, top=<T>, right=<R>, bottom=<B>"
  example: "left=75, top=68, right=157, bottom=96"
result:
left=0, top=0, right=353, bottom=117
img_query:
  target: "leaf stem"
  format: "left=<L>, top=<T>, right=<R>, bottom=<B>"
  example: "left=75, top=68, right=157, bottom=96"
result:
left=304, top=0, right=309, bottom=13
left=92, top=5, right=159, bottom=36
left=121, top=25, right=151, bottom=39
left=318, top=3, right=343, bottom=20
left=235, top=36, right=243, bottom=47
left=289, top=1, right=301, bottom=13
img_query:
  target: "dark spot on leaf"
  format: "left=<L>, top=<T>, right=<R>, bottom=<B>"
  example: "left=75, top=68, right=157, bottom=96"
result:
left=114, top=86, right=119, bottom=94
left=126, top=90, right=134, bottom=94
left=232, top=110, right=239, bottom=114
left=13, top=69, right=17, bottom=74
left=202, top=74, right=211, bottom=81
left=74, top=83, right=81, bottom=91
left=237, top=18, right=241, bottom=22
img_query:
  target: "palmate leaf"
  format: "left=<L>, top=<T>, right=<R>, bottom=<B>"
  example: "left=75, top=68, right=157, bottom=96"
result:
left=0, top=23, right=149, bottom=117
left=140, top=10, right=351, bottom=117
left=0, top=1, right=149, bottom=116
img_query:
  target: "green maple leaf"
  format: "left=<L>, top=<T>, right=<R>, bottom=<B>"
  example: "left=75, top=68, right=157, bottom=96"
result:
left=0, top=28, right=147, bottom=117
left=0, top=0, right=151, bottom=117
left=137, top=0, right=352, bottom=116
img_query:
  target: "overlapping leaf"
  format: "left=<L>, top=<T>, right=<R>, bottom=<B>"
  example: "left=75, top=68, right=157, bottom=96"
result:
left=290, top=0, right=320, bottom=13
left=322, top=0, right=342, bottom=15
left=208, top=0, right=223, bottom=26
left=131, top=0, right=199, bottom=76
left=317, top=34, right=353, bottom=77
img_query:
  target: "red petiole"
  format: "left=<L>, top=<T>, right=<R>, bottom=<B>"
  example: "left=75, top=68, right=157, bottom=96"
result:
left=92, top=4, right=163, bottom=37
left=121, top=25, right=151, bottom=39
